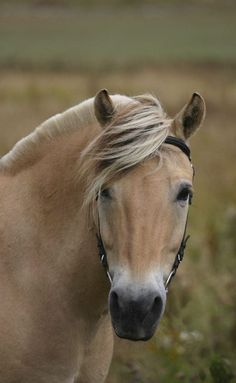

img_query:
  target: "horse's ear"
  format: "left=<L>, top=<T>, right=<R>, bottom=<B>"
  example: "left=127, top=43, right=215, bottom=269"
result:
left=172, top=92, right=206, bottom=140
left=94, top=89, right=115, bottom=126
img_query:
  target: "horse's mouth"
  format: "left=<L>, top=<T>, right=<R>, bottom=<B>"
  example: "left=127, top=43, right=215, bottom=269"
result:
left=112, top=319, right=159, bottom=341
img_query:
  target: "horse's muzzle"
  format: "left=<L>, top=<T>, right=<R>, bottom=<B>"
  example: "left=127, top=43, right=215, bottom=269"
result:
left=109, top=287, right=165, bottom=341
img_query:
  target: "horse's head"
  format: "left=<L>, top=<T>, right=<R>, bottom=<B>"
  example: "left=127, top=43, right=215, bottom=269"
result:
left=86, top=90, right=205, bottom=341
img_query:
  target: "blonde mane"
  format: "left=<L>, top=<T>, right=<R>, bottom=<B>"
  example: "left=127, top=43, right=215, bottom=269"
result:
left=0, top=94, right=171, bottom=197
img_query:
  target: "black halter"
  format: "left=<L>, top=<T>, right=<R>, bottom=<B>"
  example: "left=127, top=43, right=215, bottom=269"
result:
left=96, top=136, right=194, bottom=291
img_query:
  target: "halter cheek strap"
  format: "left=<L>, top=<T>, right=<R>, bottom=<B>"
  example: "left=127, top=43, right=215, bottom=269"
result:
left=96, top=227, right=113, bottom=284
left=96, top=136, right=194, bottom=292
left=162, top=136, right=193, bottom=291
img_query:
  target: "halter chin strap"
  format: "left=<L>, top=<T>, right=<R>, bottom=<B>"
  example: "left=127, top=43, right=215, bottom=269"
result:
left=96, top=135, right=194, bottom=291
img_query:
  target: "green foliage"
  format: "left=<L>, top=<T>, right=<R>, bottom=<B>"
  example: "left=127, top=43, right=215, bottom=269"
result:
left=210, top=355, right=234, bottom=383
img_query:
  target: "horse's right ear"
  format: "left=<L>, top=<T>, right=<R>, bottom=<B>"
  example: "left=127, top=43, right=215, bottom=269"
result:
left=94, top=89, right=115, bottom=126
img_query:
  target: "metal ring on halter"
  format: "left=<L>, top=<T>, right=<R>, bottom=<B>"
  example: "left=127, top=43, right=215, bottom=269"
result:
left=165, top=270, right=176, bottom=291
left=106, top=270, right=113, bottom=284
left=100, top=254, right=113, bottom=284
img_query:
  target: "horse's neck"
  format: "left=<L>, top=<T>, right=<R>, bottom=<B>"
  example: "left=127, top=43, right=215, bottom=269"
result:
left=0, top=126, right=109, bottom=320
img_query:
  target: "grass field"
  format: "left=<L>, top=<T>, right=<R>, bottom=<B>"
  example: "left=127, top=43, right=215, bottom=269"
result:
left=0, top=2, right=236, bottom=382
left=0, top=2, right=236, bottom=70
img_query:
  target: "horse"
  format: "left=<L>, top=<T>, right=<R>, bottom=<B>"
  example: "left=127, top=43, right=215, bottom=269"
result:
left=0, top=89, right=205, bottom=383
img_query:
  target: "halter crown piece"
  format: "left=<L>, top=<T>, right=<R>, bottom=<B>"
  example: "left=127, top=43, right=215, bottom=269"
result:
left=96, top=136, right=193, bottom=292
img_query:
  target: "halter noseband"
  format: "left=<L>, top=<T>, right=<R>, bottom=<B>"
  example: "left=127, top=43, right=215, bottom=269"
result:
left=96, top=136, right=194, bottom=292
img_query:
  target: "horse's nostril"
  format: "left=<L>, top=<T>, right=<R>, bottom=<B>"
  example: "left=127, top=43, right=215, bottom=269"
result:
left=109, top=288, right=165, bottom=340
left=110, top=290, right=163, bottom=322
left=151, top=296, right=163, bottom=318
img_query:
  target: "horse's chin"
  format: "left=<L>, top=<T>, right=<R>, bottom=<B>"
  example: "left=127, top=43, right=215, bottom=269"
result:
left=112, top=322, right=158, bottom=342
left=114, top=330, right=154, bottom=342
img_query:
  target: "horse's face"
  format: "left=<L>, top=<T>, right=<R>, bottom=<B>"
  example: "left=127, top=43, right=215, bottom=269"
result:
left=97, top=150, right=193, bottom=340
left=93, top=89, right=205, bottom=341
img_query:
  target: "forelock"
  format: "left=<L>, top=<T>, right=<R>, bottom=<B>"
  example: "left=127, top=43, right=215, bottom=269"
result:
left=81, top=94, right=171, bottom=206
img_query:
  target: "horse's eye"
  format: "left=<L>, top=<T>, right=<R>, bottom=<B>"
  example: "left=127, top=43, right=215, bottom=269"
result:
left=177, top=187, right=193, bottom=205
left=100, top=188, right=111, bottom=200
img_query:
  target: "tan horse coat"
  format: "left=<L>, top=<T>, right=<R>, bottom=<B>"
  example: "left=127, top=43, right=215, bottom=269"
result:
left=0, top=91, right=205, bottom=382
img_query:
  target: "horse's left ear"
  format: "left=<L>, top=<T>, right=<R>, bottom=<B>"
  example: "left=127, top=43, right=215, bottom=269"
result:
left=172, top=92, right=206, bottom=140
left=94, top=89, right=115, bottom=126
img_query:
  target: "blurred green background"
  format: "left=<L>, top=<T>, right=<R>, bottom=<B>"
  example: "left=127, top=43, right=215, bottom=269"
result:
left=0, top=1, right=235, bottom=382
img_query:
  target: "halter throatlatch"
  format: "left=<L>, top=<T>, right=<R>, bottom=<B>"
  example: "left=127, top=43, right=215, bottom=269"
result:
left=96, top=136, right=194, bottom=291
